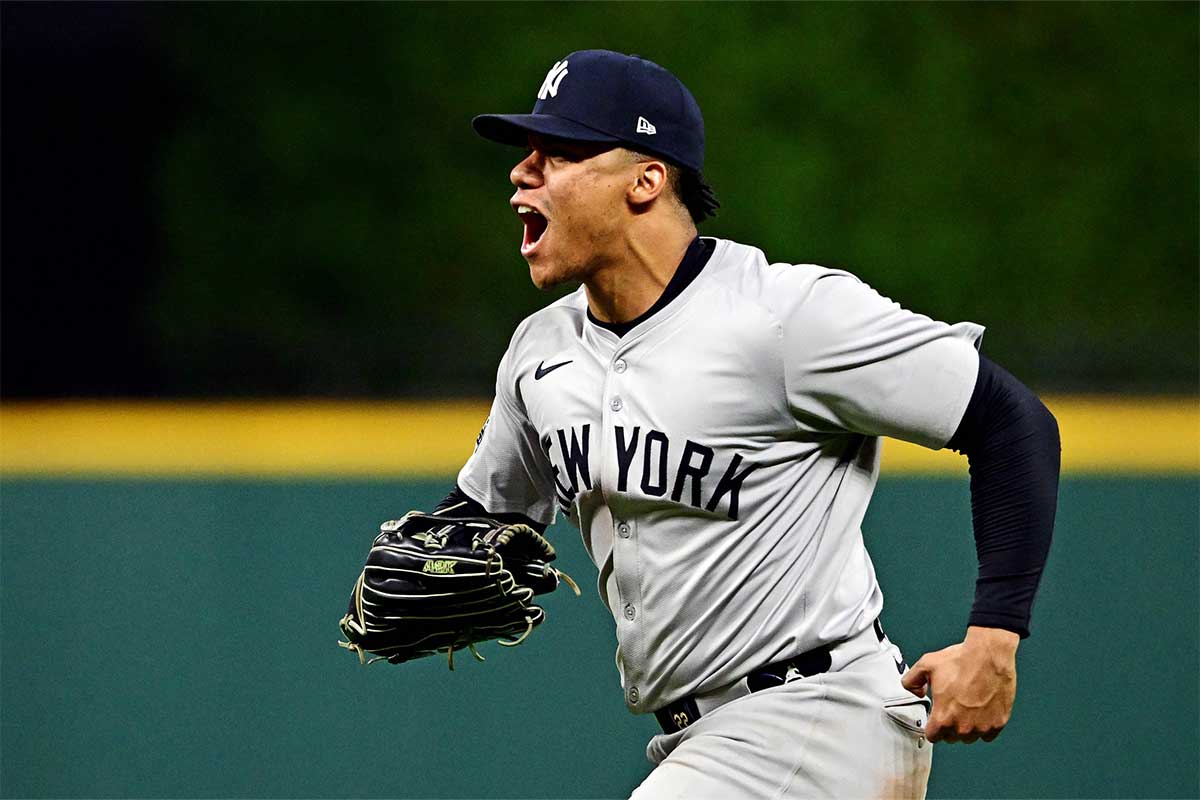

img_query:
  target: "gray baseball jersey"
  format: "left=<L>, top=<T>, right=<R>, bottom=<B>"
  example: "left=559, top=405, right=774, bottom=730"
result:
left=458, top=236, right=983, bottom=714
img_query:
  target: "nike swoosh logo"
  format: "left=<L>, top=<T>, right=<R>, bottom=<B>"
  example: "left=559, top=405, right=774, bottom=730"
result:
left=535, top=359, right=573, bottom=380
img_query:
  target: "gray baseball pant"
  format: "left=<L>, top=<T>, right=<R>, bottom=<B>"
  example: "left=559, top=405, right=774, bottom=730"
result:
left=630, top=625, right=933, bottom=799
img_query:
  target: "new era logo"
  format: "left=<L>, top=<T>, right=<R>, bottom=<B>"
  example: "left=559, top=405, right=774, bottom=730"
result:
left=636, top=116, right=657, bottom=135
left=538, top=60, right=569, bottom=100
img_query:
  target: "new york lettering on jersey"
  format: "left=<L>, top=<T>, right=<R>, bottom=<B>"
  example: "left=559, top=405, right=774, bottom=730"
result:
left=542, top=423, right=758, bottom=520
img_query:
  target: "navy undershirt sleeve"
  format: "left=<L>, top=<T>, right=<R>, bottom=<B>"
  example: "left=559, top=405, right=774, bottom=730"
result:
left=944, top=355, right=1061, bottom=638
left=432, top=484, right=548, bottom=534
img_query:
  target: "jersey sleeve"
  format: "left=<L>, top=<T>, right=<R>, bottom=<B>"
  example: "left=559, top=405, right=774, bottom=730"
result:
left=456, top=339, right=558, bottom=526
left=779, top=268, right=984, bottom=449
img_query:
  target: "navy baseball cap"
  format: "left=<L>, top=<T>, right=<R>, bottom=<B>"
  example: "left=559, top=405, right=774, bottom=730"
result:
left=472, top=50, right=706, bottom=172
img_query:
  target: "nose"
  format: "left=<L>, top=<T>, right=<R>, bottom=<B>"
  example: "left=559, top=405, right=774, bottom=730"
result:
left=510, top=149, right=544, bottom=189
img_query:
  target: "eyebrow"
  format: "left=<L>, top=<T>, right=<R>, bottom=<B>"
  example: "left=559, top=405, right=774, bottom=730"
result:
left=531, top=135, right=576, bottom=150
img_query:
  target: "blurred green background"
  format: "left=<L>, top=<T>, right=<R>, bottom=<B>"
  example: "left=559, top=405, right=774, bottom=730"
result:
left=3, top=2, right=1197, bottom=397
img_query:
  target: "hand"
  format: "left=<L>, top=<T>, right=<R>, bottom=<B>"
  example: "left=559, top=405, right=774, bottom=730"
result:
left=900, top=626, right=1019, bottom=743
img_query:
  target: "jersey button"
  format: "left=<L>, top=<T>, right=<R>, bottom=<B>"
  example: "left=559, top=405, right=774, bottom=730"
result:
left=624, top=603, right=636, bottom=620
left=627, top=686, right=640, bottom=704
left=613, top=358, right=627, bottom=374
left=617, top=522, right=631, bottom=538
left=610, top=397, right=623, bottom=412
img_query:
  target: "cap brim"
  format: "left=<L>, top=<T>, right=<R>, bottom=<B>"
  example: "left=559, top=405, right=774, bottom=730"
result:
left=472, top=113, right=622, bottom=147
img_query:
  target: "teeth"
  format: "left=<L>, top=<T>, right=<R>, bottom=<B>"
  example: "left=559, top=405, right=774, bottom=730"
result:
left=517, top=205, right=542, bottom=216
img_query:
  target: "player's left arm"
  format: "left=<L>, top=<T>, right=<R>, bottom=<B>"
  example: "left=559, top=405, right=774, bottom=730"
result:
left=900, top=354, right=1061, bottom=744
left=776, top=268, right=1060, bottom=745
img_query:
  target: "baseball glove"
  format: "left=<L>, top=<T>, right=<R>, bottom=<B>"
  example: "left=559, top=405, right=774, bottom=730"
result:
left=337, top=511, right=579, bottom=668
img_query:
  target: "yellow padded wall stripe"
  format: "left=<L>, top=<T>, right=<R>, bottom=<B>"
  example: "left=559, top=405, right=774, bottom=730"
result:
left=0, top=398, right=1196, bottom=477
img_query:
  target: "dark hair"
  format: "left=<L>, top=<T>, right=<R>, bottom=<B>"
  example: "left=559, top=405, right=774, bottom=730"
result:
left=675, top=165, right=720, bottom=223
left=628, top=149, right=720, bottom=223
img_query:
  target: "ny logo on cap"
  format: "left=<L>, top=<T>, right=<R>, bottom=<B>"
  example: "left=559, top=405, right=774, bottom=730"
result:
left=538, top=60, right=569, bottom=100
left=636, top=116, right=657, bottom=135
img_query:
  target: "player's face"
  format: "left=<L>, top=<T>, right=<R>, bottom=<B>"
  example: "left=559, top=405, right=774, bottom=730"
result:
left=509, top=134, right=639, bottom=289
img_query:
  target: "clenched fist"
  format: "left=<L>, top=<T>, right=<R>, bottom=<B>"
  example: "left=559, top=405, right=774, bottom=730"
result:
left=901, top=626, right=1019, bottom=743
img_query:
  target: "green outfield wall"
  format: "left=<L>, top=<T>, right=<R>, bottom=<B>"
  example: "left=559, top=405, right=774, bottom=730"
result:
left=2, top=476, right=1196, bottom=798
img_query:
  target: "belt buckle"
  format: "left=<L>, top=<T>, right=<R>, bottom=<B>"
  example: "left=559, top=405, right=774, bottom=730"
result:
left=746, top=645, right=832, bottom=693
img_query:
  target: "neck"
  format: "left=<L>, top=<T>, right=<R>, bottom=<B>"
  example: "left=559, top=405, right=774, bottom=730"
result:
left=584, top=219, right=697, bottom=324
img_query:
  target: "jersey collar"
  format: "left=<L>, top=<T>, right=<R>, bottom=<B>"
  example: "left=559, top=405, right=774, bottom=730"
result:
left=586, top=236, right=716, bottom=338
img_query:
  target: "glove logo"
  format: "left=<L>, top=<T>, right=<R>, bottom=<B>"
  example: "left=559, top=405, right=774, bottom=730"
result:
left=422, top=559, right=457, bottom=574
left=538, top=60, right=569, bottom=100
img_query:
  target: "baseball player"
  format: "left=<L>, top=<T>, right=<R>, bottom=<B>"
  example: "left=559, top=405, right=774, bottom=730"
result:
left=436, top=50, right=1061, bottom=798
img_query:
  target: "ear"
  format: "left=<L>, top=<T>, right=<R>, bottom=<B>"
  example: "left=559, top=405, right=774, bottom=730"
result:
left=627, top=159, right=668, bottom=209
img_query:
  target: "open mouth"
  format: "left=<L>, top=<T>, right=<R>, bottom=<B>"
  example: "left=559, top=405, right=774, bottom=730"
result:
left=517, top=205, right=549, bottom=255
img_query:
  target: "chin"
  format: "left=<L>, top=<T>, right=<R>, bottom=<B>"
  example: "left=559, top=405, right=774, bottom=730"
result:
left=529, top=270, right=565, bottom=291
left=527, top=257, right=572, bottom=290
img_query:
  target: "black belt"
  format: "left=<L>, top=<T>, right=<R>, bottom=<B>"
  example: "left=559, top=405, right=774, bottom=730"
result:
left=654, top=619, right=892, bottom=734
